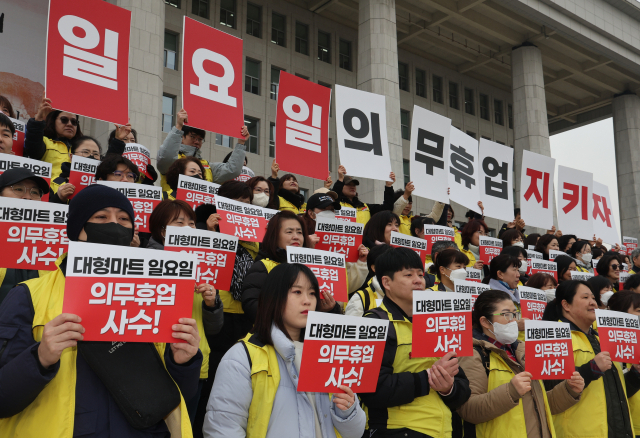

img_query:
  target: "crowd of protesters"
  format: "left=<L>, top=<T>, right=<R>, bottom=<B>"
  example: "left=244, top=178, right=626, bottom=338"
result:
left=1, top=95, right=640, bottom=438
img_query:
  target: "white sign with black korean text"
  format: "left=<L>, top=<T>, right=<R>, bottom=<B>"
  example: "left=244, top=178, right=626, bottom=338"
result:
left=448, top=127, right=481, bottom=214
left=479, top=138, right=513, bottom=221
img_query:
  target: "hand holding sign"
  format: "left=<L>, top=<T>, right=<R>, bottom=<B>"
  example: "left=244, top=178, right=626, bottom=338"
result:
left=37, top=313, right=85, bottom=369
left=170, top=318, right=201, bottom=364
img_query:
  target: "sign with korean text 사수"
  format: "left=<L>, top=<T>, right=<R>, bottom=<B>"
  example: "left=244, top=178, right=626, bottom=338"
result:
left=297, top=312, right=388, bottom=393
left=287, top=246, right=348, bottom=302
left=525, top=320, right=574, bottom=380
left=176, top=174, right=220, bottom=210
left=123, top=143, right=153, bottom=179
left=390, top=231, right=427, bottom=265
left=62, top=241, right=198, bottom=343
left=479, top=236, right=502, bottom=264
left=314, top=217, right=364, bottom=263
left=413, top=291, right=473, bottom=357
left=97, top=181, right=162, bottom=233
left=67, top=155, right=98, bottom=199
left=215, top=195, right=266, bottom=242
left=0, top=197, right=68, bottom=270
left=519, top=286, right=547, bottom=321
left=164, top=226, right=238, bottom=291
left=0, top=155, right=52, bottom=202
left=595, top=309, right=640, bottom=364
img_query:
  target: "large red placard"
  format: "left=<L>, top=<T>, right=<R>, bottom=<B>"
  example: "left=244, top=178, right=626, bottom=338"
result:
left=123, top=143, right=153, bottom=179
left=519, top=286, right=548, bottom=321
left=596, top=309, right=640, bottom=364
left=525, top=320, right=574, bottom=380
left=215, top=195, right=266, bottom=242
left=287, top=246, right=348, bottom=302
left=390, top=231, right=427, bottom=265
left=175, top=174, right=220, bottom=210
left=314, top=217, right=364, bottom=263
left=67, top=155, right=98, bottom=199
left=46, top=0, right=130, bottom=124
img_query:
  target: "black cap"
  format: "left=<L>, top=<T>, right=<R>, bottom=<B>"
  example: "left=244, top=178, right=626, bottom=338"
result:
left=343, top=175, right=360, bottom=186
left=307, top=192, right=341, bottom=212
left=0, top=168, right=50, bottom=196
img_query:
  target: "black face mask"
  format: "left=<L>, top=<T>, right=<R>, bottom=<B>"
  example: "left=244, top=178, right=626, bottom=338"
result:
left=190, top=173, right=203, bottom=180
left=82, top=222, right=133, bottom=247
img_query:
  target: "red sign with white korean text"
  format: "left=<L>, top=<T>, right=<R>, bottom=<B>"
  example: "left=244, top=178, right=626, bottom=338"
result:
left=176, top=174, right=220, bottom=210
left=390, top=231, right=427, bottom=265
left=234, top=166, right=255, bottom=182
left=557, top=166, right=593, bottom=239
left=275, top=72, right=331, bottom=180
left=335, top=206, right=357, bottom=222
left=454, top=280, right=490, bottom=309
left=0, top=197, right=68, bottom=270
left=525, top=320, right=574, bottom=380
left=287, top=246, right=348, bottom=302
left=620, top=271, right=630, bottom=292
left=182, top=16, right=244, bottom=138
left=593, top=259, right=599, bottom=275
left=596, top=309, right=640, bottom=364
left=624, top=237, right=638, bottom=255
left=215, top=195, right=266, bottom=242
left=8, top=117, right=26, bottom=157
left=314, top=217, right=364, bottom=263
left=531, top=260, right=557, bottom=281
left=62, top=242, right=198, bottom=343
left=479, top=236, right=502, bottom=264
left=465, top=268, right=481, bottom=283
left=164, top=226, right=238, bottom=291
left=297, top=312, right=388, bottom=393
left=46, top=0, right=130, bottom=124
left=423, top=225, right=456, bottom=249
left=519, top=286, right=548, bottom=321
left=123, top=143, right=152, bottom=179
left=0, top=155, right=52, bottom=202
left=526, top=249, right=543, bottom=276
left=96, top=181, right=162, bottom=233
left=67, top=155, right=98, bottom=199
left=520, top=150, right=555, bottom=230
left=412, top=291, right=473, bottom=358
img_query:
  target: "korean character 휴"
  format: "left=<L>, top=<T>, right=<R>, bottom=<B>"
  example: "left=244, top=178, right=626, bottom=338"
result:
left=24, top=227, right=43, bottom=243
left=542, top=359, right=565, bottom=376
left=135, top=283, right=156, bottom=306
left=156, top=284, right=176, bottom=305
left=434, top=334, right=462, bottom=353
left=112, top=283, right=135, bottom=305
left=205, top=253, right=227, bottom=267
left=42, top=227, right=67, bottom=245
left=616, top=344, right=635, bottom=361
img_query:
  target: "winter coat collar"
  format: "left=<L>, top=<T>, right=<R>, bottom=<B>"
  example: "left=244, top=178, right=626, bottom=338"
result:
left=179, top=143, right=202, bottom=159
left=279, top=188, right=305, bottom=209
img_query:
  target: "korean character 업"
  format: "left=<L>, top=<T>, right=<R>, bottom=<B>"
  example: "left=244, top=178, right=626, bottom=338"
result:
left=156, top=284, right=177, bottom=305
left=205, top=253, right=227, bottom=267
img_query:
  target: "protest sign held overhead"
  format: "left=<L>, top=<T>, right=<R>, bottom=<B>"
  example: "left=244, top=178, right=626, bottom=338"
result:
left=592, top=181, right=620, bottom=246
left=123, top=143, right=153, bottom=179
left=67, top=155, right=98, bottom=199
left=409, top=106, right=449, bottom=204
left=525, top=320, right=574, bottom=380
left=215, top=195, right=266, bottom=242
left=595, top=309, right=640, bottom=364
left=519, top=286, right=548, bottom=321
left=8, top=117, right=26, bottom=157
left=558, top=165, right=593, bottom=239
left=623, top=236, right=638, bottom=254
left=62, top=241, right=197, bottom=343
left=276, top=72, right=331, bottom=180
left=176, top=174, right=220, bottom=210
left=164, top=226, right=238, bottom=291
left=0, top=155, right=52, bottom=202
left=453, top=280, right=490, bottom=308
left=520, top=150, right=555, bottom=230
left=97, top=181, right=161, bottom=233
left=479, top=139, right=514, bottom=221
left=413, top=291, right=472, bottom=358
left=181, top=16, right=244, bottom=138
left=335, top=85, right=392, bottom=182
left=287, top=246, right=348, bottom=302
left=46, top=0, right=130, bottom=124
left=297, top=312, right=388, bottom=393
left=314, top=217, right=364, bottom=263
left=448, top=127, right=481, bottom=214
left=390, top=231, right=427, bottom=265
left=479, top=236, right=502, bottom=264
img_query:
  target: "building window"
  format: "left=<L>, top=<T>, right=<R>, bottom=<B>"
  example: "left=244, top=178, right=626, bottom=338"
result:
left=398, top=62, right=409, bottom=92
left=295, top=22, right=309, bottom=55
left=339, top=39, right=351, bottom=71
left=215, top=133, right=233, bottom=148
left=162, top=95, right=175, bottom=133
left=416, top=69, right=426, bottom=98
left=401, top=110, right=410, bottom=140
left=269, top=123, right=275, bottom=158
left=466, top=131, right=476, bottom=139
left=319, top=82, right=332, bottom=116
left=193, top=0, right=210, bottom=19
left=271, top=12, right=286, bottom=47
left=318, top=31, right=331, bottom=63
left=164, top=32, right=177, bottom=70
left=403, top=159, right=410, bottom=186
left=244, top=117, right=259, bottom=154
left=328, top=138, right=332, bottom=171
left=433, top=75, right=443, bottom=104
left=270, top=67, right=283, bottom=100
left=295, top=73, right=309, bottom=80
left=508, top=104, right=513, bottom=129
left=481, top=135, right=491, bottom=140
left=220, top=0, right=235, bottom=28
left=449, top=81, right=459, bottom=110
left=245, top=59, right=260, bottom=95
left=300, top=188, right=309, bottom=202
left=479, top=94, right=490, bottom=121
left=496, top=141, right=505, bottom=145
left=246, top=3, right=261, bottom=38
left=494, top=99, right=504, bottom=125
left=464, top=88, right=475, bottom=115
left=164, top=0, right=181, bottom=8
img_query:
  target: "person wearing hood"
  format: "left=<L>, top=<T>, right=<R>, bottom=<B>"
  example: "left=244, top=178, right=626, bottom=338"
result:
left=457, top=290, right=583, bottom=438
left=162, top=156, right=207, bottom=201
left=501, top=245, right=530, bottom=285
left=0, top=168, right=52, bottom=305
left=567, top=241, right=593, bottom=273
left=331, top=165, right=396, bottom=225
left=24, top=95, right=84, bottom=182
left=0, top=184, right=202, bottom=437
left=157, top=108, right=249, bottom=192
left=428, top=248, right=469, bottom=291
left=242, top=210, right=342, bottom=323
left=345, top=244, right=392, bottom=316
left=49, top=136, right=102, bottom=204
left=458, top=218, right=489, bottom=271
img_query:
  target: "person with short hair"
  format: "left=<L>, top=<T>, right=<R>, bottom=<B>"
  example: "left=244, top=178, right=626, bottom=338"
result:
left=0, top=112, right=15, bottom=155
left=428, top=248, right=470, bottom=291
left=345, top=244, right=393, bottom=317
left=94, top=154, right=140, bottom=183
left=363, top=210, right=400, bottom=247
left=629, top=248, right=640, bottom=275
left=534, top=234, right=560, bottom=261
left=523, top=233, right=541, bottom=250
left=107, top=124, right=159, bottom=185
left=586, top=276, right=613, bottom=308
left=624, top=274, right=640, bottom=293
left=501, top=228, right=525, bottom=248
left=360, top=247, right=471, bottom=437
left=49, top=136, right=102, bottom=204
left=558, top=235, right=578, bottom=253
left=163, top=156, right=207, bottom=200
left=555, top=255, right=578, bottom=283
left=275, top=173, right=305, bottom=214
left=596, top=254, right=624, bottom=292
left=157, top=108, right=249, bottom=191
left=567, top=241, right=593, bottom=273
left=427, top=240, right=459, bottom=285
left=501, top=245, right=529, bottom=285
left=459, top=218, right=489, bottom=270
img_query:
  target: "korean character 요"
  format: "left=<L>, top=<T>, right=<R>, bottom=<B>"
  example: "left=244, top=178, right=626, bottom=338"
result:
left=89, top=282, right=112, bottom=305
left=112, top=283, right=135, bottom=305
left=149, top=260, right=175, bottom=276
left=198, top=267, right=218, bottom=283
left=616, top=344, right=635, bottom=361
left=135, top=283, right=156, bottom=306
left=435, top=334, right=462, bottom=353
left=542, top=359, right=565, bottom=376
left=156, top=284, right=177, bottom=305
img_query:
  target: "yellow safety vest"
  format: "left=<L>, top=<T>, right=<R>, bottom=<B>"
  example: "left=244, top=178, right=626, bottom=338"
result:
left=219, top=242, right=261, bottom=315
left=0, top=255, right=191, bottom=438
left=398, top=215, right=412, bottom=236
left=160, top=154, right=213, bottom=193
left=42, top=136, right=71, bottom=183
left=626, top=363, right=640, bottom=436
left=476, top=352, right=556, bottom=438
left=353, top=278, right=381, bottom=313
left=459, top=245, right=477, bottom=269
left=163, top=190, right=176, bottom=201
left=241, top=333, right=342, bottom=438
left=552, top=329, right=627, bottom=438
left=340, top=202, right=371, bottom=225
left=278, top=196, right=302, bottom=215
left=192, top=292, right=211, bottom=379
left=576, top=265, right=590, bottom=273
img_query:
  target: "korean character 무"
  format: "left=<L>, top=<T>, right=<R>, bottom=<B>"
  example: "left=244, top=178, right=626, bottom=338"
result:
left=157, top=284, right=176, bottom=305
left=135, top=283, right=156, bottom=306
left=342, top=367, right=363, bottom=387
left=333, top=345, right=351, bottom=364
left=112, top=283, right=135, bottom=305
left=24, top=227, right=43, bottom=243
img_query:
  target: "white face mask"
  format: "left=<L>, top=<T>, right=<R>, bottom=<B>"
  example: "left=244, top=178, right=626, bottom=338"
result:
left=513, top=241, right=525, bottom=248
left=252, top=192, right=269, bottom=207
left=601, top=291, right=615, bottom=306
left=316, top=210, right=336, bottom=220
left=448, top=268, right=468, bottom=282
left=490, top=320, right=519, bottom=345
left=519, top=261, right=528, bottom=274
left=581, top=253, right=593, bottom=264
left=544, top=289, right=556, bottom=303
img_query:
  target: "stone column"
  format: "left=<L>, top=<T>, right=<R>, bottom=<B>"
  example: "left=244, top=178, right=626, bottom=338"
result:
left=612, top=93, right=640, bottom=238
left=356, top=0, right=403, bottom=203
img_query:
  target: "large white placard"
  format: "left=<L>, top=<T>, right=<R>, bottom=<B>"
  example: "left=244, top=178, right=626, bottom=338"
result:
left=479, top=138, right=514, bottom=221
left=520, top=150, right=555, bottom=229
left=335, top=85, right=392, bottom=182
left=448, top=127, right=481, bottom=214
left=409, top=106, right=449, bottom=203
left=557, top=166, right=593, bottom=239
left=592, top=181, right=620, bottom=246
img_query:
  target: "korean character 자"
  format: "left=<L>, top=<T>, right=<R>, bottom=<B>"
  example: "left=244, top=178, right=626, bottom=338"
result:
left=156, top=284, right=176, bottom=305
left=112, top=283, right=135, bottom=305
left=135, top=283, right=156, bottom=306
left=435, top=334, right=462, bottom=353
left=342, top=367, right=363, bottom=387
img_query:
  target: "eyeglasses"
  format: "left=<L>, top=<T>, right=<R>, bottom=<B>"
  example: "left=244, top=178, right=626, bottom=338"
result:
left=188, top=133, right=203, bottom=143
left=492, top=311, right=521, bottom=322
left=58, top=116, right=78, bottom=126
left=75, top=149, right=101, bottom=159
left=611, top=264, right=621, bottom=271
left=9, top=184, right=43, bottom=199
left=111, top=170, right=137, bottom=181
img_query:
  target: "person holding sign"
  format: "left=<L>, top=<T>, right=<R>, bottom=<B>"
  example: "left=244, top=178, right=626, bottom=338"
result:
left=459, top=219, right=489, bottom=270
left=345, top=244, right=392, bottom=317
left=360, top=247, right=471, bottom=437
left=567, top=241, right=594, bottom=274
left=0, top=184, right=202, bottom=437
left=0, top=113, right=15, bottom=155
left=457, top=290, right=583, bottom=438
left=534, top=234, right=560, bottom=261
left=596, top=254, right=624, bottom=292
left=428, top=249, right=470, bottom=292
left=204, top=263, right=366, bottom=438
left=49, top=136, right=102, bottom=204
left=555, top=255, right=578, bottom=284
left=542, top=280, right=634, bottom=438
left=163, top=156, right=207, bottom=200
left=108, top=124, right=159, bottom=186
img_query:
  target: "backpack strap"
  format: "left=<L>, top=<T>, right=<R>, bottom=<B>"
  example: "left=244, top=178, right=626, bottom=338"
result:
left=473, top=345, right=490, bottom=376
left=362, top=289, right=371, bottom=312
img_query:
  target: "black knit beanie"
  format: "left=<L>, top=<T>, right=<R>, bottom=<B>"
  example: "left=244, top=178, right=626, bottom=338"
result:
left=67, top=184, right=136, bottom=241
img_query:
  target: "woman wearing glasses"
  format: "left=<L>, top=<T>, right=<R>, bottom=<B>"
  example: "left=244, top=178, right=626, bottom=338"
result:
left=94, top=154, right=140, bottom=183
left=595, top=254, right=624, bottom=292
left=459, top=219, right=490, bottom=270
left=49, top=136, right=103, bottom=204
left=24, top=94, right=84, bottom=182
left=457, top=290, right=584, bottom=438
